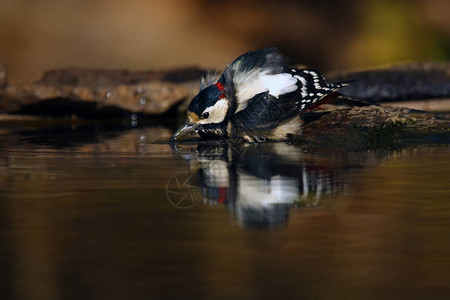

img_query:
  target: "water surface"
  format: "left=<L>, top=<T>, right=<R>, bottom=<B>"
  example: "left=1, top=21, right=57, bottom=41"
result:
left=0, top=125, right=449, bottom=299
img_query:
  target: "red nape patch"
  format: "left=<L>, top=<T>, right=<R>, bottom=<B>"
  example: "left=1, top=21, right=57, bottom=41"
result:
left=214, top=82, right=226, bottom=99
left=214, top=82, right=224, bottom=91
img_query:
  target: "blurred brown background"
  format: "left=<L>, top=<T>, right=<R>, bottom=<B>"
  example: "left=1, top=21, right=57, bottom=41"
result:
left=0, top=0, right=449, bottom=84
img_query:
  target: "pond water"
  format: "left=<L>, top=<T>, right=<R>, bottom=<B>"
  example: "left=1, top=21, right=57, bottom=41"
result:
left=0, top=124, right=449, bottom=299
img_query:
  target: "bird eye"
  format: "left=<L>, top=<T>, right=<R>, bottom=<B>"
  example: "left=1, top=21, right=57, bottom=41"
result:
left=201, top=112, right=210, bottom=119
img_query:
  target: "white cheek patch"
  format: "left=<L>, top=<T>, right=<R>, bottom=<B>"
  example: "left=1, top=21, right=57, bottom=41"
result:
left=197, top=99, right=229, bottom=124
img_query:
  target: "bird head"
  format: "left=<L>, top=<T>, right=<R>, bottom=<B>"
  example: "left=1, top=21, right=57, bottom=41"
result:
left=170, top=82, right=231, bottom=142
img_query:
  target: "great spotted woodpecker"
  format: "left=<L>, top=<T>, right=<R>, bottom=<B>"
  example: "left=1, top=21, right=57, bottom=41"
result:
left=170, top=48, right=350, bottom=143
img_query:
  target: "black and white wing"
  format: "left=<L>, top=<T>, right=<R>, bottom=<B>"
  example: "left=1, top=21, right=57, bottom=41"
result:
left=221, top=48, right=299, bottom=113
left=234, top=88, right=310, bottom=132
left=222, top=48, right=349, bottom=115
left=233, top=68, right=350, bottom=132
left=289, top=68, right=350, bottom=112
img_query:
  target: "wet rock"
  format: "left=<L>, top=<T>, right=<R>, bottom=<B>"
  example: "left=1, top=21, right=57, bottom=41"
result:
left=328, top=62, right=450, bottom=102
left=301, top=106, right=450, bottom=148
left=0, top=67, right=205, bottom=116
left=0, top=62, right=449, bottom=119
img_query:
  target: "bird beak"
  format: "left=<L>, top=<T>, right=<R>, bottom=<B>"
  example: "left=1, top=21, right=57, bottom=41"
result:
left=170, top=122, right=198, bottom=143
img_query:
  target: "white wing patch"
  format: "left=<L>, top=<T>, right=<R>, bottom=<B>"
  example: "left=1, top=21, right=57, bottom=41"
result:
left=234, top=70, right=298, bottom=113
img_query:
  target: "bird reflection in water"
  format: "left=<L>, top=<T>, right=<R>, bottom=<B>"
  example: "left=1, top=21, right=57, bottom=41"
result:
left=171, top=142, right=348, bottom=230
